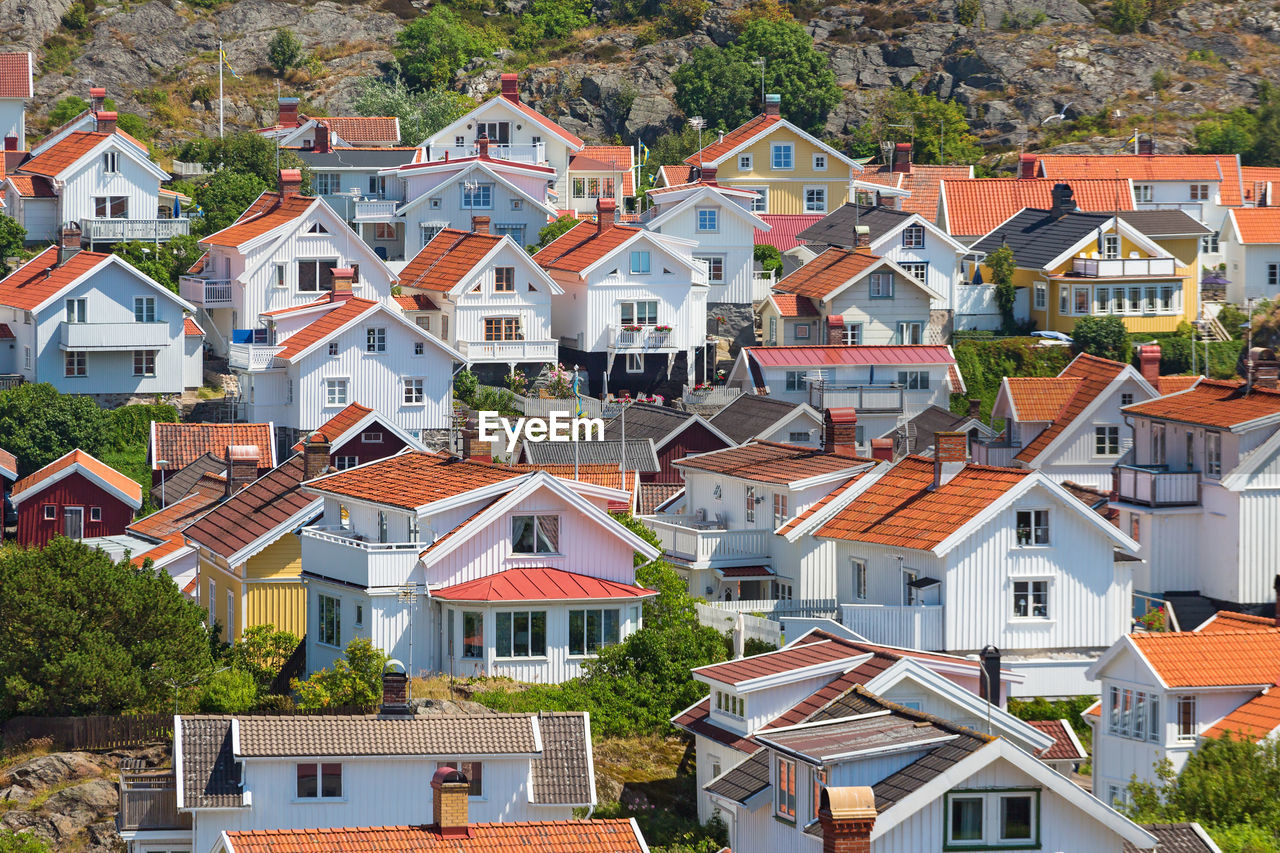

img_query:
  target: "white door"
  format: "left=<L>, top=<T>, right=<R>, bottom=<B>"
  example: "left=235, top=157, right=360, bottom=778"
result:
left=63, top=506, right=84, bottom=539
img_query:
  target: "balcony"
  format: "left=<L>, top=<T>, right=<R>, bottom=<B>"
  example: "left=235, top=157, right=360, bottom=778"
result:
left=61, top=322, right=171, bottom=351
left=1070, top=257, right=1178, bottom=278
left=457, top=339, right=559, bottom=363
left=118, top=772, right=191, bottom=832
left=683, top=385, right=741, bottom=408
left=299, top=526, right=421, bottom=589
left=841, top=603, right=944, bottom=651
left=1135, top=201, right=1204, bottom=219
left=752, top=269, right=777, bottom=301
left=353, top=199, right=400, bottom=221
left=971, top=440, right=1020, bottom=468
left=178, top=277, right=234, bottom=307
left=609, top=325, right=676, bottom=351
left=227, top=342, right=283, bottom=371
left=81, top=218, right=190, bottom=243
left=1113, top=464, right=1201, bottom=507
left=646, top=516, right=770, bottom=568
left=429, top=142, right=546, bottom=164
left=807, top=383, right=905, bottom=414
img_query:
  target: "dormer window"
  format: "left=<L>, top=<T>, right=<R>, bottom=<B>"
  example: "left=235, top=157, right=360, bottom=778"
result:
left=1102, top=234, right=1119, bottom=259
left=715, top=689, right=744, bottom=718
left=902, top=224, right=925, bottom=248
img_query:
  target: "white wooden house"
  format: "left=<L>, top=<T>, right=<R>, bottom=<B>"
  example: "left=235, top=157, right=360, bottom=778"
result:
left=393, top=220, right=562, bottom=381
left=0, top=235, right=200, bottom=397
left=1220, top=208, right=1280, bottom=305
left=1113, top=377, right=1280, bottom=605
left=178, top=171, right=397, bottom=357
left=535, top=200, right=710, bottom=397
left=0, top=52, right=32, bottom=146
left=298, top=453, right=659, bottom=682
left=258, top=99, right=402, bottom=147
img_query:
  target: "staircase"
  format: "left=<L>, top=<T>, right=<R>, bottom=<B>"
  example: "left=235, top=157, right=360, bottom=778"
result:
left=1198, top=316, right=1231, bottom=343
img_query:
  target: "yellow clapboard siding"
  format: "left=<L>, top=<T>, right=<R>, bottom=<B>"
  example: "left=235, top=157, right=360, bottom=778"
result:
left=247, top=581, right=308, bottom=640
left=245, top=535, right=303, bottom=581
left=713, top=128, right=853, bottom=215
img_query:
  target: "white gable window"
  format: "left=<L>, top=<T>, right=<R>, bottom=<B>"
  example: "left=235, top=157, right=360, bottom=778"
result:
left=945, top=790, right=1038, bottom=848
left=66, top=298, right=87, bottom=323
left=512, top=514, right=558, bottom=554
left=869, top=272, right=893, bottom=298
left=629, top=250, right=651, bottom=275
left=812, top=153, right=827, bottom=171
left=1011, top=579, right=1049, bottom=619
left=1015, top=509, right=1050, bottom=546
left=1095, top=425, right=1121, bottom=456
left=771, top=143, right=794, bottom=170
left=902, top=225, right=925, bottom=248
left=366, top=327, right=387, bottom=353
left=102, top=151, right=119, bottom=173
left=296, top=762, right=342, bottom=799
left=94, top=196, right=127, bottom=218
left=133, top=297, right=156, bottom=323
left=306, top=222, right=330, bottom=234
left=696, top=208, right=718, bottom=232
left=804, top=186, right=826, bottom=212
left=325, top=378, right=348, bottom=406
left=1108, top=685, right=1162, bottom=743
left=739, top=154, right=752, bottom=171
left=298, top=259, right=337, bottom=292
left=462, top=183, right=493, bottom=209
left=1102, top=234, right=1120, bottom=259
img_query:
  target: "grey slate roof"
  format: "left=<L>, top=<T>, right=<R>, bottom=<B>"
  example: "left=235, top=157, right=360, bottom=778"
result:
left=602, top=402, right=696, bottom=445
left=179, top=717, right=242, bottom=809
left=1124, top=823, right=1222, bottom=853
left=1115, top=210, right=1212, bottom=238
left=970, top=208, right=1113, bottom=269
left=881, top=405, right=990, bottom=456
left=795, top=204, right=914, bottom=248
left=520, top=438, right=660, bottom=473
left=151, top=451, right=225, bottom=507
left=709, top=395, right=803, bottom=444
left=531, top=712, right=594, bottom=805
left=235, top=714, right=541, bottom=757
left=293, top=148, right=419, bottom=169
left=704, top=748, right=769, bottom=805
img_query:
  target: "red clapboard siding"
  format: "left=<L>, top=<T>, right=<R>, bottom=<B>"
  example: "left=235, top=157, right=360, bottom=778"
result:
left=330, top=429, right=410, bottom=467
left=650, top=422, right=732, bottom=484
left=17, top=471, right=136, bottom=547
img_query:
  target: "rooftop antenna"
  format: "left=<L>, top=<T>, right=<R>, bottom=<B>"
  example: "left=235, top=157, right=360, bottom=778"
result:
left=689, top=116, right=706, bottom=171
left=752, top=58, right=766, bottom=104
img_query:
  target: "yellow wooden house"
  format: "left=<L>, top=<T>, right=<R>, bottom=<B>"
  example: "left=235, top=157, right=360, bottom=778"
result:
left=971, top=186, right=1199, bottom=335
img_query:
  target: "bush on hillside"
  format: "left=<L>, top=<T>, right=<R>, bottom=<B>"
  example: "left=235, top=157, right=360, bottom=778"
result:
left=950, top=338, right=1074, bottom=422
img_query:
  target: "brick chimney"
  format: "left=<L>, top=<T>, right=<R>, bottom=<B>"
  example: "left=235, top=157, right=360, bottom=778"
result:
left=279, top=168, right=303, bottom=197
left=94, top=111, right=117, bottom=134
left=597, top=197, right=617, bottom=233
left=700, top=166, right=717, bottom=184
left=870, top=438, right=894, bottom=461
left=331, top=267, right=355, bottom=303
left=471, top=215, right=490, bottom=235
left=1137, top=135, right=1155, bottom=155
left=764, top=93, right=781, bottom=117
left=315, top=122, right=331, bottom=154
left=477, top=131, right=490, bottom=159
left=380, top=659, right=411, bottom=716
left=932, top=431, right=967, bottom=490
left=818, top=786, right=877, bottom=853
left=89, top=87, right=106, bottom=114
left=225, top=445, right=260, bottom=497
left=1018, top=153, right=1037, bottom=180
left=431, top=767, right=473, bottom=839
left=824, top=408, right=859, bottom=457
left=853, top=225, right=871, bottom=250
left=500, top=72, right=520, bottom=103
left=1138, top=344, right=1161, bottom=387
left=303, top=434, right=332, bottom=480
left=1049, top=182, right=1077, bottom=219
left=967, top=398, right=982, bottom=418
left=58, top=224, right=82, bottom=266
left=4, top=136, right=17, bottom=151
left=891, top=142, right=912, bottom=174
left=460, top=416, right=489, bottom=462
left=278, top=97, right=300, bottom=128
left=826, top=315, right=845, bottom=346
left=979, top=644, right=1002, bottom=706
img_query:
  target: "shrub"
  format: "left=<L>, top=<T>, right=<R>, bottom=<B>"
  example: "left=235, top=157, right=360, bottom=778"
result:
left=352, top=77, right=472, bottom=146
left=394, top=7, right=506, bottom=90
left=1000, top=8, right=1046, bottom=29
left=198, top=667, right=259, bottom=713
left=230, top=624, right=301, bottom=690
left=754, top=244, right=782, bottom=276
left=1072, top=315, right=1131, bottom=363
left=292, top=638, right=388, bottom=710
left=267, top=28, right=305, bottom=77
left=536, top=215, right=579, bottom=249
left=660, top=0, right=709, bottom=35
left=950, top=338, right=1074, bottom=421
left=0, top=216, right=25, bottom=260
left=1109, top=0, right=1150, bottom=33
left=956, top=0, right=982, bottom=26
left=453, top=368, right=480, bottom=405
left=48, top=96, right=89, bottom=126
left=1151, top=68, right=1172, bottom=91
left=61, top=3, right=89, bottom=30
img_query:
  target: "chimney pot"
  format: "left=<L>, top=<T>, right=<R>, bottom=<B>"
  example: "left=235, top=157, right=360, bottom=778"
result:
left=279, top=168, right=303, bottom=197
left=278, top=97, right=300, bottom=128
left=500, top=73, right=520, bottom=102
left=1049, top=182, right=1077, bottom=219
left=471, top=215, right=490, bottom=235
left=1137, top=136, right=1155, bottom=155
left=597, top=197, right=617, bottom=232
left=700, top=165, right=717, bottom=184
left=225, top=444, right=261, bottom=497
left=431, top=767, right=474, bottom=838
left=892, top=142, right=912, bottom=174
left=477, top=131, right=490, bottom=158
left=764, top=93, right=781, bottom=117
left=89, top=87, right=107, bottom=113
left=932, top=431, right=967, bottom=489
left=58, top=224, right=83, bottom=266
left=4, top=136, right=16, bottom=151
left=853, top=225, right=871, bottom=250
left=870, top=438, right=894, bottom=461
left=330, top=268, right=355, bottom=302
left=824, top=408, right=860, bottom=457
left=980, top=644, right=1002, bottom=706
left=303, top=434, right=332, bottom=480
left=818, top=786, right=877, bottom=853
left=315, top=122, right=331, bottom=155
left=1018, top=153, right=1037, bottom=180
left=967, top=398, right=982, bottom=418
left=94, top=111, right=117, bottom=135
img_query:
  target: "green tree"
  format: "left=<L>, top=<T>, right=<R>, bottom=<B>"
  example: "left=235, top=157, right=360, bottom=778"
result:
left=754, top=243, right=782, bottom=276
left=1243, top=83, right=1280, bottom=167
left=191, top=170, right=271, bottom=237
left=267, top=28, right=305, bottom=76
left=175, top=132, right=309, bottom=186
left=197, top=667, right=259, bottom=713
left=856, top=88, right=983, bottom=166
left=352, top=77, right=472, bottom=148
left=230, top=624, right=301, bottom=690
left=1193, top=108, right=1258, bottom=156
left=536, top=215, right=580, bottom=250
left=453, top=368, right=479, bottom=405
left=292, top=638, right=389, bottom=710
left=986, top=245, right=1018, bottom=332
left=0, top=383, right=110, bottom=476
left=1109, top=0, right=1150, bottom=33
left=514, top=0, right=592, bottom=50
left=394, top=8, right=506, bottom=90
left=660, top=0, right=710, bottom=35
left=112, top=234, right=204, bottom=292
left=0, top=831, right=51, bottom=853
left=672, top=47, right=758, bottom=132
left=0, top=538, right=213, bottom=717
left=0, top=215, right=25, bottom=260
left=956, top=0, right=982, bottom=26
left=48, top=95, right=89, bottom=126
left=1071, top=315, right=1131, bottom=362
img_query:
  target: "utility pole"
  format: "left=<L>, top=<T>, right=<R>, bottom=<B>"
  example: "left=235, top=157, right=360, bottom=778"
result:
left=218, top=38, right=224, bottom=140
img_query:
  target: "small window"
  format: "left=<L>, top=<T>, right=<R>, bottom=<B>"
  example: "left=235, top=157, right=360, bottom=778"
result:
left=354, top=604, right=363, bottom=627
left=869, top=272, right=893, bottom=298
left=1205, top=431, right=1222, bottom=478
left=1095, top=425, right=1121, bottom=456
left=133, top=297, right=157, bottom=323
left=306, top=222, right=330, bottom=234
left=902, top=225, right=925, bottom=248
left=772, top=492, right=788, bottom=527
left=362, top=431, right=383, bottom=443
left=133, top=350, right=156, bottom=377
left=64, top=351, right=87, bottom=377
left=435, top=761, right=483, bottom=797
left=1121, top=392, right=1134, bottom=406
left=335, top=455, right=359, bottom=470
left=511, top=198, right=523, bottom=211
left=897, top=322, right=923, bottom=345
left=1177, top=695, right=1197, bottom=741
left=296, top=763, right=342, bottom=799
left=325, top=378, right=348, bottom=406
left=696, top=208, right=718, bottom=232
left=1034, top=281, right=1047, bottom=310
left=1102, top=234, right=1120, bottom=259
left=404, top=378, right=425, bottom=404
left=788, top=431, right=810, bottom=443
left=512, top=514, right=558, bottom=554
left=317, top=595, right=341, bottom=647
left=738, top=154, right=752, bottom=171
left=1202, top=231, right=1220, bottom=254
left=569, top=608, right=620, bottom=655
left=65, top=298, right=87, bottom=323
left=1134, top=184, right=1153, bottom=203
left=495, top=611, right=547, bottom=658
left=102, top=151, right=119, bottom=173
left=695, top=255, right=725, bottom=284
left=784, top=370, right=803, bottom=392
left=812, top=153, right=827, bottom=171
left=999, top=795, right=1034, bottom=843
left=794, top=323, right=810, bottom=340
left=462, top=611, right=484, bottom=659
left=625, top=353, right=644, bottom=373
left=1012, top=579, right=1049, bottom=618
left=413, top=341, right=424, bottom=356
left=775, top=756, right=796, bottom=820
left=842, top=323, right=861, bottom=346
left=629, top=251, right=651, bottom=274
left=949, top=795, right=984, bottom=843
left=43, top=505, right=56, bottom=520
left=853, top=558, right=867, bottom=600
left=274, top=264, right=287, bottom=288
left=429, top=197, right=442, bottom=210
left=771, top=143, right=794, bottom=170
left=366, top=327, right=387, bottom=353
left=328, top=341, right=339, bottom=357
left=1015, top=509, right=1050, bottom=546
left=897, top=370, right=929, bottom=390
left=1190, top=183, right=1210, bottom=201
left=494, top=267, right=515, bottom=292
left=744, top=485, right=756, bottom=524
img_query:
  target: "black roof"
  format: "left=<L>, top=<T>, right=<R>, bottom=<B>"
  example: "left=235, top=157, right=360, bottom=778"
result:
left=151, top=451, right=225, bottom=507
left=179, top=717, right=243, bottom=808
left=881, top=405, right=981, bottom=456
left=294, top=148, right=419, bottom=169
left=602, top=402, right=698, bottom=445
left=704, top=748, right=769, bottom=805
left=970, top=208, right=1113, bottom=269
left=1115, top=210, right=1212, bottom=238
left=520, top=438, right=661, bottom=473
left=709, top=395, right=804, bottom=444
left=1124, top=824, right=1219, bottom=853
left=796, top=203, right=915, bottom=248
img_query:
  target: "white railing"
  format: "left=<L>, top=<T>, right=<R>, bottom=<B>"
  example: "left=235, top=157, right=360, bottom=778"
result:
left=1113, top=465, right=1200, bottom=507
left=683, top=386, right=741, bottom=407
left=457, top=339, right=559, bottom=362
left=705, top=599, right=839, bottom=619
left=428, top=142, right=546, bottom=164
left=841, top=604, right=944, bottom=650
left=300, top=526, right=422, bottom=589
left=179, top=277, right=234, bottom=306
left=507, top=391, right=607, bottom=419
left=646, top=517, right=769, bottom=565
left=1136, top=201, right=1204, bottom=218
left=971, top=441, right=1020, bottom=468
left=695, top=603, right=783, bottom=645
left=61, top=321, right=171, bottom=351
left=808, top=383, right=905, bottom=413
left=81, top=218, right=190, bottom=242
left=752, top=269, right=777, bottom=302
left=227, top=343, right=283, bottom=371
left=352, top=199, right=399, bottom=221
left=610, top=325, right=675, bottom=350
left=1071, top=257, right=1178, bottom=277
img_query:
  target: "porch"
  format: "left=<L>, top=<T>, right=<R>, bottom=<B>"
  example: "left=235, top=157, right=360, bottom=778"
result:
left=609, top=325, right=676, bottom=351
left=118, top=771, right=191, bottom=832
left=645, top=515, right=770, bottom=568
left=299, top=525, right=421, bottom=588
left=178, top=276, right=234, bottom=307
left=60, top=322, right=171, bottom=351
left=227, top=342, right=283, bottom=371
left=457, top=339, right=559, bottom=363
left=81, top=218, right=190, bottom=245
left=1070, top=257, right=1178, bottom=278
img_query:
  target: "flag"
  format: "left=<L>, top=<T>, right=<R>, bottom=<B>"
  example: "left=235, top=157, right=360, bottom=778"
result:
left=572, top=371, right=585, bottom=418
left=220, top=49, right=241, bottom=80
left=640, top=143, right=649, bottom=165
left=1121, top=131, right=1137, bottom=152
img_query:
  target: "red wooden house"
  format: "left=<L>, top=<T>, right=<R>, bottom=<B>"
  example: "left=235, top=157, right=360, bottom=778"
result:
left=290, top=402, right=427, bottom=469
left=602, top=402, right=736, bottom=484
left=11, top=449, right=143, bottom=547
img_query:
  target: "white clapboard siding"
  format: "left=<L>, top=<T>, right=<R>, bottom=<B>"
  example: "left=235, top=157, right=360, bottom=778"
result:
left=59, top=141, right=161, bottom=225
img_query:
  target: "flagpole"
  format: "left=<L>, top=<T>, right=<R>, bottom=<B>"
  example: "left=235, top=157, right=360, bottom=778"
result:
left=218, top=37, right=224, bottom=140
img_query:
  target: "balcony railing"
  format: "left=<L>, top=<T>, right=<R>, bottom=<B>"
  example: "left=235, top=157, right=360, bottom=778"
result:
left=118, top=772, right=191, bottom=832
left=752, top=269, right=777, bottom=301
left=1070, top=257, right=1178, bottom=277
left=842, top=603, right=945, bottom=651
left=610, top=325, right=675, bottom=350
left=807, top=383, right=905, bottom=413
left=683, top=386, right=741, bottom=407
left=0, top=375, right=23, bottom=391
left=81, top=218, right=190, bottom=242
left=179, top=277, right=234, bottom=306
left=646, top=516, right=770, bottom=567
left=353, top=199, right=400, bottom=221
left=971, top=440, right=1020, bottom=468
left=457, top=339, right=559, bottom=362
left=1113, top=464, right=1201, bottom=507
left=61, top=322, right=171, bottom=351
left=429, top=142, right=546, bottom=164
left=300, top=526, right=422, bottom=589
left=1135, top=201, right=1205, bottom=218
left=227, top=342, right=283, bottom=371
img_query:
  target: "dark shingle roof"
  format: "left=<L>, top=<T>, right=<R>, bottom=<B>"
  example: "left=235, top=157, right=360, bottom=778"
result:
left=184, top=458, right=320, bottom=560
left=293, top=148, right=419, bottom=169
left=709, top=395, right=803, bottom=444
left=602, top=402, right=695, bottom=445
left=235, top=714, right=540, bottom=757
left=180, top=717, right=243, bottom=808
left=531, top=712, right=593, bottom=805
left=1115, top=210, right=1212, bottom=238
left=150, top=451, right=226, bottom=507
left=520, top=439, right=660, bottom=473
left=970, top=208, right=1113, bottom=269
left=704, top=748, right=769, bottom=805
left=795, top=204, right=914, bottom=248
left=882, top=405, right=975, bottom=456
left=1124, top=823, right=1220, bottom=853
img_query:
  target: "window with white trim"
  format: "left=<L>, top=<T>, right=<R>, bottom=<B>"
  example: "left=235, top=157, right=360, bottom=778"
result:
left=804, top=186, right=826, bottom=212
left=313, top=173, right=341, bottom=195
left=1012, top=579, right=1049, bottom=618
left=1134, top=184, right=1153, bottom=203
left=696, top=208, right=718, bottom=232
left=66, top=298, right=87, bottom=323
left=715, top=689, right=744, bottom=718
left=1205, top=430, right=1221, bottom=478
left=102, top=151, right=119, bottom=173
left=335, top=455, right=359, bottom=470
left=94, top=196, right=128, bottom=218
left=435, top=761, right=483, bottom=797
left=945, top=790, right=1038, bottom=848
left=133, top=350, right=156, bottom=377
left=789, top=430, right=811, bottom=443
left=812, top=153, right=827, bottom=171
left=1015, top=509, right=1049, bottom=545
left=1102, top=234, right=1120, bottom=259
left=785, top=370, right=803, bottom=392
left=1034, top=281, right=1047, bottom=310
left=65, top=351, right=86, bottom=377
left=794, top=323, right=810, bottom=340
left=853, top=558, right=867, bottom=600
left=133, top=297, right=157, bottom=323
left=842, top=323, right=861, bottom=346
left=1270, top=264, right=1280, bottom=287
left=771, top=143, right=794, bottom=170
left=625, top=353, right=644, bottom=373
left=695, top=254, right=725, bottom=284
left=902, top=225, right=925, bottom=248
left=462, top=183, right=493, bottom=209
left=1190, top=183, right=1210, bottom=201
left=569, top=608, right=620, bottom=655
left=897, top=370, right=929, bottom=390
left=897, top=322, right=923, bottom=345
left=1121, top=392, right=1134, bottom=406
left=462, top=611, right=483, bottom=659
left=1151, top=422, right=1167, bottom=465
left=404, top=378, right=424, bottom=404
left=296, top=763, right=342, bottom=799
left=745, top=186, right=767, bottom=212
left=325, top=378, right=348, bottom=406
left=739, top=154, right=752, bottom=171
left=869, top=272, right=893, bottom=298
left=366, top=327, right=386, bottom=352
left=1202, top=231, right=1219, bottom=253
left=495, top=611, right=547, bottom=658
left=745, top=485, right=756, bottom=524
left=775, top=755, right=796, bottom=820
left=772, top=492, right=788, bottom=527
left=1108, top=685, right=1162, bottom=743
left=1177, top=695, right=1197, bottom=741
left=619, top=300, right=658, bottom=325
left=317, top=595, right=340, bottom=647
left=512, top=514, right=558, bottom=554
left=629, top=251, right=651, bottom=274
left=1095, top=425, right=1121, bottom=456
left=899, top=261, right=928, bottom=282
left=90, top=506, right=102, bottom=522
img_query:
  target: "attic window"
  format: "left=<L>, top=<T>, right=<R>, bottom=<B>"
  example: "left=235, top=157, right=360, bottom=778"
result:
left=307, top=223, right=329, bottom=234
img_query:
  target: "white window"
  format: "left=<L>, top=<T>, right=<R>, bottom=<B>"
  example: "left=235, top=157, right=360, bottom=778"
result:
left=1202, top=231, right=1219, bottom=253
left=1269, top=264, right=1280, bottom=287
left=327, top=341, right=339, bottom=357
left=900, top=262, right=928, bottom=282
left=897, top=322, right=923, bottom=345
left=1074, top=285, right=1091, bottom=315
left=274, top=263, right=287, bottom=288
left=695, top=255, right=725, bottom=284
left=744, top=485, right=756, bottom=524
left=496, top=611, right=546, bottom=658
left=569, top=608, right=620, bottom=655
left=625, top=353, right=644, bottom=373
left=897, top=370, right=929, bottom=390
left=64, top=351, right=86, bottom=377
left=461, top=611, right=483, bottom=659
left=745, top=186, right=767, bottom=212
left=715, top=689, right=744, bottom=718
left=1012, top=579, right=1049, bottom=618
left=785, top=370, right=804, bottom=392
left=1102, top=234, right=1120, bottom=259
left=789, top=430, right=811, bottom=443
left=945, top=790, right=1038, bottom=848
left=133, top=297, right=156, bottom=323
left=1205, top=431, right=1222, bottom=478
left=739, top=154, right=752, bottom=171
left=869, top=272, right=893, bottom=298
left=812, top=153, right=827, bottom=171
left=775, top=756, right=796, bottom=820
left=1134, top=184, right=1153, bottom=203
left=804, top=186, right=826, bottom=212
left=43, top=504, right=56, bottom=520
left=133, top=350, right=156, bottom=377
left=1095, top=425, right=1121, bottom=456
left=619, top=300, right=658, bottom=325
left=852, top=558, right=867, bottom=600
left=317, top=595, right=340, bottom=647
left=297, top=259, right=337, bottom=292
left=102, top=151, right=119, bottom=173
left=1034, top=281, right=1047, bottom=309
left=23, top=346, right=31, bottom=369
left=1177, top=695, right=1197, bottom=741
left=696, top=208, right=718, bottom=232
left=512, top=514, right=558, bottom=554
left=296, top=763, right=342, bottom=799
left=629, top=251, right=651, bottom=274
left=1108, top=686, right=1162, bottom=743
left=462, top=183, right=493, bottom=209
left=97, top=196, right=129, bottom=219
left=366, top=327, right=386, bottom=353
left=313, top=173, right=340, bottom=195
left=335, top=455, right=359, bottom=470
left=404, top=378, right=424, bottom=404
left=1059, top=284, right=1069, bottom=314
left=1015, top=509, right=1049, bottom=546
left=413, top=341, right=424, bottom=356
left=65, top=298, right=87, bottom=323
left=325, top=378, right=348, bottom=406
left=771, top=144, right=794, bottom=170
left=1190, top=183, right=1209, bottom=201
left=90, top=506, right=102, bottom=521
left=902, top=225, right=925, bottom=248
left=772, top=492, right=788, bottom=527
left=1151, top=422, right=1166, bottom=465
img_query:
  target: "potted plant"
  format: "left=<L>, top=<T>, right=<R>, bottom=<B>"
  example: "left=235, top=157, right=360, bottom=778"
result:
left=654, top=324, right=673, bottom=332
left=1137, top=606, right=1167, bottom=632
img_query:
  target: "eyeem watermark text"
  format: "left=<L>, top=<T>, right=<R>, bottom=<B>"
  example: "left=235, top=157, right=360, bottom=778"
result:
left=478, top=411, right=605, bottom=453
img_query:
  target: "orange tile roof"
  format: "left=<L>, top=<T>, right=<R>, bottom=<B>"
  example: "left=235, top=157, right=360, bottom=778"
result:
left=306, top=451, right=526, bottom=509
left=223, top=820, right=645, bottom=853
left=1027, top=719, right=1089, bottom=761
left=1155, top=375, right=1200, bottom=395
left=816, top=456, right=1031, bottom=550
left=1131, top=628, right=1280, bottom=687
left=572, top=145, right=634, bottom=195
left=770, top=293, right=819, bottom=317
left=533, top=220, right=639, bottom=273
left=127, top=491, right=222, bottom=540
left=673, top=441, right=870, bottom=485
left=1197, top=611, right=1278, bottom=633
left=5, top=175, right=55, bottom=197
left=130, top=532, right=191, bottom=568
left=685, top=113, right=781, bottom=166
left=658, top=164, right=694, bottom=187
left=1036, top=154, right=1243, bottom=206
left=1242, top=166, right=1280, bottom=203
left=19, top=132, right=110, bottom=178
left=1004, top=376, right=1083, bottom=421
left=0, top=247, right=110, bottom=312
left=1229, top=207, right=1280, bottom=244
left=0, top=52, right=33, bottom=99
left=11, top=448, right=142, bottom=506
left=395, top=293, right=440, bottom=312
left=310, top=115, right=399, bottom=144
left=275, top=298, right=379, bottom=361
left=506, top=97, right=584, bottom=149
left=773, top=247, right=881, bottom=300
left=502, top=463, right=637, bottom=492
left=1014, top=354, right=1128, bottom=463
left=400, top=229, right=504, bottom=292
left=152, top=422, right=276, bottom=471
left=865, top=163, right=973, bottom=217
left=776, top=476, right=859, bottom=535
left=293, top=402, right=373, bottom=449
left=184, top=317, right=204, bottom=336
left=1123, top=378, right=1280, bottom=429
left=942, top=178, right=1134, bottom=236
left=1204, top=690, right=1280, bottom=740
left=201, top=193, right=316, bottom=248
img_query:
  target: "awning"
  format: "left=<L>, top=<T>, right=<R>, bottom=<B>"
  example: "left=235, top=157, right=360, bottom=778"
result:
left=715, top=566, right=775, bottom=580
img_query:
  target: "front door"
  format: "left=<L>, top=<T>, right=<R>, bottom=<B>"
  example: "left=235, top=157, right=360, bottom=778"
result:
left=63, top=506, right=84, bottom=539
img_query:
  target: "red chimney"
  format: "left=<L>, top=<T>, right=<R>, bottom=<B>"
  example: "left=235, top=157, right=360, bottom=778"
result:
left=471, top=216, right=490, bottom=235
left=315, top=122, right=331, bottom=154
left=278, top=97, right=300, bottom=128
left=597, top=198, right=617, bottom=232
left=500, top=73, right=520, bottom=102
left=870, top=438, right=893, bottom=461
left=477, top=132, right=490, bottom=159
left=225, top=445, right=260, bottom=498
left=303, top=434, right=332, bottom=480
left=94, top=111, right=117, bottom=134
left=853, top=225, right=871, bottom=249
left=58, top=223, right=82, bottom=266
left=892, top=142, right=912, bottom=173
left=700, top=166, right=717, bottom=184
left=89, top=87, right=106, bottom=113
left=331, top=268, right=355, bottom=302
left=279, top=168, right=303, bottom=197
left=4, top=136, right=18, bottom=151
left=1137, top=136, right=1155, bottom=156
left=818, top=787, right=876, bottom=853
left=1018, top=153, right=1037, bottom=180
left=824, top=408, right=859, bottom=457
left=933, top=431, right=967, bottom=489
left=1138, top=344, right=1161, bottom=387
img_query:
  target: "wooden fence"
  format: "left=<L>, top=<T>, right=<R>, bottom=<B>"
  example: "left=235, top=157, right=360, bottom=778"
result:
left=2, top=713, right=173, bottom=751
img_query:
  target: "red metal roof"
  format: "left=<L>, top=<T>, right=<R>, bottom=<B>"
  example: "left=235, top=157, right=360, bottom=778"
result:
left=223, top=820, right=645, bottom=853
left=0, top=247, right=110, bottom=312
left=0, top=52, right=33, bottom=99
left=943, top=177, right=1134, bottom=236
left=755, top=215, right=825, bottom=251
left=431, top=567, right=654, bottom=603
left=745, top=344, right=956, bottom=368
left=1123, top=378, right=1280, bottom=429
left=695, top=638, right=863, bottom=685
left=11, top=448, right=142, bottom=507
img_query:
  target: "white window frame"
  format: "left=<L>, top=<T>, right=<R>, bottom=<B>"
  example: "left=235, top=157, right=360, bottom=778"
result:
left=902, top=224, right=925, bottom=249
left=1102, top=234, right=1120, bottom=259
left=743, top=186, right=767, bottom=213
left=803, top=186, right=826, bottom=213
left=772, top=492, right=788, bottom=527
left=842, top=323, right=862, bottom=346
left=775, top=755, right=797, bottom=820
left=629, top=251, right=651, bottom=275
left=1011, top=578, right=1050, bottom=619
left=568, top=607, right=620, bottom=656
left=295, top=762, right=343, bottom=800
left=403, top=378, right=425, bottom=405
left=317, top=594, right=341, bottom=647
left=1134, top=184, right=1153, bottom=203
left=1034, top=281, right=1047, bottom=310
left=812, top=153, right=827, bottom=171
left=324, top=377, right=349, bottom=407
left=1190, top=183, right=1209, bottom=201
left=944, top=790, right=1039, bottom=848
left=771, top=143, right=794, bottom=171
left=869, top=272, right=894, bottom=298
left=738, top=154, right=752, bottom=171
left=1269, top=264, right=1279, bottom=287
left=494, top=610, right=548, bottom=659
left=461, top=183, right=493, bottom=210
left=365, top=327, right=387, bottom=353
left=852, top=558, right=867, bottom=600
left=1015, top=509, right=1050, bottom=546
left=625, top=353, right=644, bottom=373
left=133, top=296, right=157, bottom=323
left=696, top=207, right=718, bottom=233
left=132, top=350, right=156, bottom=377
left=694, top=254, right=725, bottom=284
left=1095, top=424, right=1121, bottom=456
left=1204, top=430, right=1222, bottom=479
left=899, top=261, right=928, bottom=282
left=65, top=297, right=87, bottom=323
left=897, top=322, right=923, bottom=345
left=102, top=151, right=119, bottom=174
left=794, top=323, right=811, bottom=341
left=1176, top=694, right=1197, bottom=741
